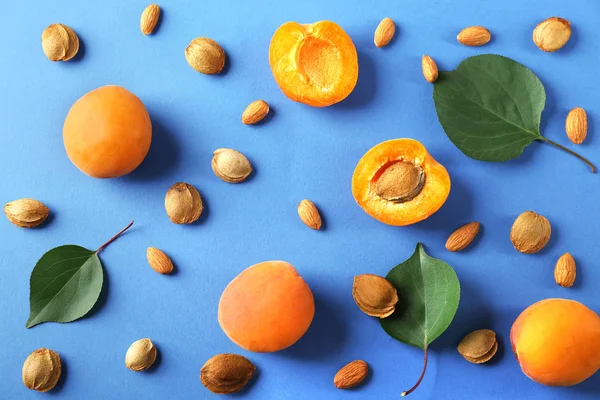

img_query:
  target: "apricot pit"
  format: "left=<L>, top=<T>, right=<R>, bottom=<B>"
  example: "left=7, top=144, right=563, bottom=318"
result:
left=458, top=329, right=498, bottom=364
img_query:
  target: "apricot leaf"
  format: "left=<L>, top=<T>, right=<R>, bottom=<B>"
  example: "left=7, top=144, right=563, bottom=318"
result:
left=26, top=221, right=133, bottom=328
left=433, top=54, right=595, bottom=172
left=380, top=243, right=460, bottom=396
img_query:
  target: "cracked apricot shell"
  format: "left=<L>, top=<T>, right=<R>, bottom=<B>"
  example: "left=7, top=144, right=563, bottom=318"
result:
left=269, top=21, right=358, bottom=107
left=352, top=139, right=451, bottom=226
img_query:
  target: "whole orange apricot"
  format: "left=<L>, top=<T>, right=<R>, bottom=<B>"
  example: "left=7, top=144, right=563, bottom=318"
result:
left=352, top=138, right=451, bottom=226
left=63, top=85, right=152, bottom=178
left=510, top=298, right=600, bottom=386
left=218, top=261, right=315, bottom=353
left=269, top=21, right=358, bottom=107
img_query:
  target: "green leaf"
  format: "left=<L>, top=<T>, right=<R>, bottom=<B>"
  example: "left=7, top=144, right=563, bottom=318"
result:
left=433, top=54, right=545, bottom=162
left=27, top=246, right=102, bottom=328
left=381, top=243, right=460, bottom=349
left=433, top=54, right=596, bottom=172
left=26, top=221, right=134, bottom=328
left=380, top=243, right=460, bottom=396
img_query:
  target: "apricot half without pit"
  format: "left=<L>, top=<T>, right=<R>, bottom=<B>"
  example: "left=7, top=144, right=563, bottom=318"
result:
left=269, top=21, right=358, bottom=107
left=352, top=139, right=451, bottom=226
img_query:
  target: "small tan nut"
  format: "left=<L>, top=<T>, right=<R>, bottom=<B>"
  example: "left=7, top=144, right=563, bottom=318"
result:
left=147, top=247, right=174, bottom=274
left=457, top=26, right=491, bottom=46
left=4, top=198, right=50, bottom=228
left=510, top=211, right=551, bottom=254
left=458, top=329, right=498, bottom=364
left=352, top=274, right=398, bottom=318
left=165, top=182, right=203, bottom=224
left=211, top=148, right=253, bottom=183
left=42, top=24, right=79, bottom=62
left=141, top=4, right=161, bottom=35
left=22, top=348, right=62, bottom=392
left=201, top=354, right=256, bottom=394
left=297, top=199, right=322, bottom=230
left=533, top=17, right=571, bottom=52
left=422, top=55, right=439, bottom=83
left=554, top=252, right=576, bottom=288
left=374, top=17, right=395, bottom=48
left=334, top=360, right=368, bottom=389
left=125, top=338, right=157, bottom=371
left=446, top=222, right=480, bottom=252
left=242, top=100, right=270, bottom=125
left=185, top=37, right=226, bottom=74
left=374, top=161, right=425, bottom=203
left=566, top=107, right=587, bottom=145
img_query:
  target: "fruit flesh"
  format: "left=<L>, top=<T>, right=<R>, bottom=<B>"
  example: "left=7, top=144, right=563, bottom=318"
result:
left=510, top=298, right=600, bottom=386
left=352, top=139, right=451, bottom=226
left=63, top=85, right=152, bottom=178
left=218, top=261, right=315, bottom=353
left=269, top=21, right=358, bottom=107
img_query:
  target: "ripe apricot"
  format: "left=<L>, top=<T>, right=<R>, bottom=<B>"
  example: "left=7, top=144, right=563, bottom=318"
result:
left=63, top=85, right=152, bottom=178
left=352, top=139, right=451, bottom=226
left=269, top=21, right=358, bottom=107
left=218, top=261, right=315, bottom=353
left=510, top=298, right=600, bottom=386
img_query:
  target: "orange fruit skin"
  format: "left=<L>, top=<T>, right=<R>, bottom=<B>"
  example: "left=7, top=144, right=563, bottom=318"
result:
left=352, top=138, right=451, bottom=226
left=510, top=298, right=600, bottom=386
left=269, top=21, right=358, bottom=107
left=218, top=261, right=315, bottom=353
left=63, top=85, right=152, bottom=178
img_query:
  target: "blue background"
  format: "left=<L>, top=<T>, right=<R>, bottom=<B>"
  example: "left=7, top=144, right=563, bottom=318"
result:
left=1, top=0, right=599, bottom=399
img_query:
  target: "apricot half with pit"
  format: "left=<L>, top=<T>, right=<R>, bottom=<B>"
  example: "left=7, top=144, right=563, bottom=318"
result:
left=269, top=21, right=358, bottom=107
left=511, top=298, right=600, bottom=386
left=218, top=261, right=315, bottom=353
left=352, top=139, right=451, bottom=226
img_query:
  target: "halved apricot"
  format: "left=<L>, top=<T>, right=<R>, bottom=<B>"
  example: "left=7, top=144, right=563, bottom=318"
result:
left=269, top=21, right=358, bottom=107
left=352, top=139, right=451, bottom=226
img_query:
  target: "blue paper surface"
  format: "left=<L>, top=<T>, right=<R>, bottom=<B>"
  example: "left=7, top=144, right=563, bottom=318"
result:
left=1, top=0, right=599, bottom=399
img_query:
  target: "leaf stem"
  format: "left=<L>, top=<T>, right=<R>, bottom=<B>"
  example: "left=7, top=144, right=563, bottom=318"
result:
left=539, top=137, right=596, bottom=173
left=401, top=347, right=429, bottom=397
left=96, top=221, right=134, bottom=254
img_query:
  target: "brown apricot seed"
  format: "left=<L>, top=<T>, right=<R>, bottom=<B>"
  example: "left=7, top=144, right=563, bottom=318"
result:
left=4, top=198, right=50, bottom=228
left=125, top=338, right=157, bottom=371
left=458, top=329, right=498, bottom=364
left=165, top=182, right=203, bottom=224
left=22, top=348, right=62, bottom=392
left=352, top=274, right=398, bottom=318
left=533, top=17, right=571, bottom=52
left=211, top=148, right=252, bottom=183
left=200, top=354, right=256, bottom=394
left=185, top=37, right=226, bottom=75
left=334, top=360, right=369, bottom=389
left=510, top=211, right=551, bottom=254
left=374, top=161, right=425, bottom=203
